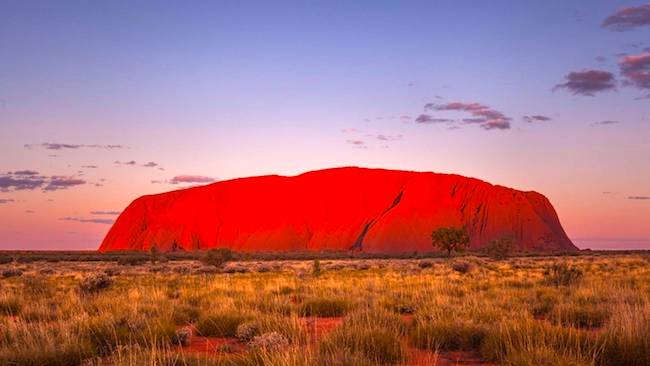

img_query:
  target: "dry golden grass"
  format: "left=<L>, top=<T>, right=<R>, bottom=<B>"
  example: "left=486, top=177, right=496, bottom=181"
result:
left=0, top=254, right=648, bottom=365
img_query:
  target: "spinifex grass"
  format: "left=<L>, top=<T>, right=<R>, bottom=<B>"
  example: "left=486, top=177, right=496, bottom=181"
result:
left=0, top=254, right=647, bottom=365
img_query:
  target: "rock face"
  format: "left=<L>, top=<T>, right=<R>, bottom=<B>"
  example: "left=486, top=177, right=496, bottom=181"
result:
left=99, top=167, right=576, bottom=253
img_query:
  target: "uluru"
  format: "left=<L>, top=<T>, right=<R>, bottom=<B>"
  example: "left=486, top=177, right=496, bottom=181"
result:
left=99, top=167, right=576, bottom=253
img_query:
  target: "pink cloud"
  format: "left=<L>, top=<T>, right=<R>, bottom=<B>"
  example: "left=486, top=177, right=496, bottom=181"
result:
left=554, top=70, right=616, bottom=96
left=603, top=3, right=650, bottom=31
left=619, top=52, right=650, bottom=91
left=429, top=102, right=511, bottom=130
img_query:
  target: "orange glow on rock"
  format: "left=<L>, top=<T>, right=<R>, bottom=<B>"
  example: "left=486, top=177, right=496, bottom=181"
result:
left=99, top=167, right=576, bottom=253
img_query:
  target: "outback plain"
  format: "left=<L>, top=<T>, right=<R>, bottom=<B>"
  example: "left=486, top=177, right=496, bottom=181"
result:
left=0, top=251, right=648, bottom=366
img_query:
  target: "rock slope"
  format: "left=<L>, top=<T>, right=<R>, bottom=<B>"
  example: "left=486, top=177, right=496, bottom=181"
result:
left=99, top=167, right=576, bottom=253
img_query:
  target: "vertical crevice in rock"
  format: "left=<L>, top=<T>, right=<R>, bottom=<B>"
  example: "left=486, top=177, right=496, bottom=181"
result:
left=350, top=189, right=404, bottom=251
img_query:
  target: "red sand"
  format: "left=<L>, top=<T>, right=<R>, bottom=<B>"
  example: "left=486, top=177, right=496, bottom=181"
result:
left=175, top=316, right=494, bottom=365
left=101, top=167, right=575, bottom=253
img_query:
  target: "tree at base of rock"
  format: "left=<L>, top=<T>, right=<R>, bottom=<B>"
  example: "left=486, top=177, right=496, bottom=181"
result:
left=431, top=227, right=470, bottom=257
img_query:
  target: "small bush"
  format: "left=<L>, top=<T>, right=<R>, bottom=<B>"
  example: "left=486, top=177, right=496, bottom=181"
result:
left=116, top=255, right=147, bottom=266
left=451, top=261, right=474, bottom=274
left=78, top=273, right=113, bottom=294
left=486, top=237, right=515, bottom=259
left=201, top=248, right=234, bottom=268
left=2, top=268, right=23, bottom=278
left=418, top=260, right=434, bottom=269
left=236, top=321, right=260, bottom=342
left=544, top=262, right=583, bottom=286
left=299, top=297, right=352, bottom=317
left=248, top=332, right=288, bottom=350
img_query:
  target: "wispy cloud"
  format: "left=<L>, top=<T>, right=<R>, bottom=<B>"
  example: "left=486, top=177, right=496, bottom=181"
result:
left=628, top=196, right=650, bottom=200
left=0, top=171, right=87, bottom=192
left=603, top=3, right=650, bottom=31
left=0, top=174, right=47, bottom=191
left=523, top=115, right=552, bottom=123
left=43, top=176, right=86, bottom=191
left=0, top=198, right=14, bottom=204
left=90, top=210, right=121, bottom=215
left=12, top=170, right=39, bottom=176
left=415, top=114, right=453, bottom=124
left=142, top=161, right=159, bottom=168
left=592, top=120, right=620, bottom=126
left=426, top=102, right=511, bottom=130
left=346, top=139, right=367, bottom=148
left=375, top=134, right=403, bottom=141
left=169, top=175, right=216, bottom=184
left=59, top=217, right=115, bottom=224
left=554, top=70, right=616, bottom=96
left=82, top=165, right=98, bottom=169
left=25, top=143, right=128, bottom=150
left=114, top=160, right=137, bottom=165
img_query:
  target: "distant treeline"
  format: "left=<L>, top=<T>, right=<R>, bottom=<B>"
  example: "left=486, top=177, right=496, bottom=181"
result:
left=0, top=248, right=647, bottom=264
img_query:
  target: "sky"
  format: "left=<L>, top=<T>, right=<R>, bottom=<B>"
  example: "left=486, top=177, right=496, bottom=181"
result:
left=1, top=1, right=649, bottom=250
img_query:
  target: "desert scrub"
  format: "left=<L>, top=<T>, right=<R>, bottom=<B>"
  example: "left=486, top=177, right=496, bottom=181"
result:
left=299, top=297, right=353, bottom=317
left=0, top=320, right=96, bottom=365
left=78, top=273, right=113, bottom=294
left=596, top=304, right=650, bottom=366
left=544, top=262, right=584, bottom=286
left=451, top=260, right=474, bottom=274
left=196, top=311, right=252, bottom=337
left=0, top=294, right=22, bottom=316
left=319, top=309, right=407, bottom=365
left=236, top=321, right=260, bottom=342
left=409, top=317, right=488, bottom=351
left=552, top=301, right=610, bottom=328
left=1, top=268, right=22, bottom=278
left=479, top=318, right=597, bottom=365
left=530, top=287, right=560, bottom=317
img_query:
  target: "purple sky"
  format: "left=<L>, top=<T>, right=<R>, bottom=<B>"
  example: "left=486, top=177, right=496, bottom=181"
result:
left=1, top=1, right=649, bottom=250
